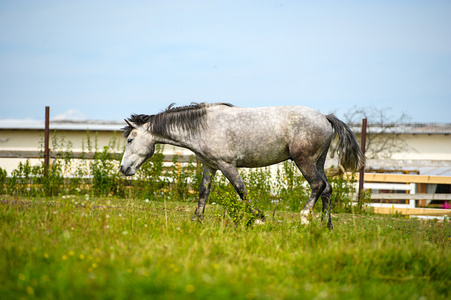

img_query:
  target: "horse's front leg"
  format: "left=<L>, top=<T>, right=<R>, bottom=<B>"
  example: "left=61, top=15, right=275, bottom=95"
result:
left=219, top=164, right=265, bottom=222
left=192, top=165, right=216, bottom=222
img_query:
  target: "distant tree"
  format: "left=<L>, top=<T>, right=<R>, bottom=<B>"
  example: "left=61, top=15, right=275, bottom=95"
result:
left=331, top=106, right=411, bottom=160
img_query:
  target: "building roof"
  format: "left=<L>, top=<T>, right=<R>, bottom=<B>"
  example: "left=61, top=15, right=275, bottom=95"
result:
left=349, top=123, right=451, bottom=135
left=1, top=119, right=451, bottom=135
left=417, top=167, right=451, bottom=177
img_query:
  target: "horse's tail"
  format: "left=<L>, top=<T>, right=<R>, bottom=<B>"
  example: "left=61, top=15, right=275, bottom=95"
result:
left=326, top=114, right=363, bottom=171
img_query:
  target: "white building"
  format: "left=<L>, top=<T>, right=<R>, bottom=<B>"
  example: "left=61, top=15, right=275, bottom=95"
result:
left=1, top=119, right=451, bottom=172
left=1, top=119, right=451, bottom=204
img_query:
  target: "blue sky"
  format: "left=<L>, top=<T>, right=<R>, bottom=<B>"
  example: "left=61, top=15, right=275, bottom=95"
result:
left=1, top=0, right=450, bottom=123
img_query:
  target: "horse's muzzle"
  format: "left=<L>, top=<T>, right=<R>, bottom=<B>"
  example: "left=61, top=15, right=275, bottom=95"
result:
left=120, top=165, right=134, bottom=176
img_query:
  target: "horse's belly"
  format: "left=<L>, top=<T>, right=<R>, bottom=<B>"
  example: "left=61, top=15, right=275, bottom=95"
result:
left=234, top=142, right=290, bottom=168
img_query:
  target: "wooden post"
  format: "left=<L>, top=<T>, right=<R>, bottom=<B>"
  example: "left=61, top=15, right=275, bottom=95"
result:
left=358, top=118, right=367, bottom=207
left=44, top=106, right=50, bottom=177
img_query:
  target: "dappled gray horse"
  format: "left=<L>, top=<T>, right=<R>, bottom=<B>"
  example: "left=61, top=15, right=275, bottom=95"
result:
left=120, top=103, right=362, bottom=228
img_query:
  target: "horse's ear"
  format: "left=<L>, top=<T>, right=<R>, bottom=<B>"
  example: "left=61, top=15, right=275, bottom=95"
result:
left=124, top=119, right=135, bottom=128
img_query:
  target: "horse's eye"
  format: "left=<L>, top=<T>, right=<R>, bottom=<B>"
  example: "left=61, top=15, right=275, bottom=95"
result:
left=127, top=138, right=133, bottom=144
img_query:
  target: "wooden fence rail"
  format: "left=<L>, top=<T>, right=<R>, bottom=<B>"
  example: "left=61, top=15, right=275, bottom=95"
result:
left=372, top=207, right=451, bottom=216
left=349, top=172, right=451, bottom=185
left=0, top=150, right=194, bottom=163
left=371, top=193, right=451, bottom=201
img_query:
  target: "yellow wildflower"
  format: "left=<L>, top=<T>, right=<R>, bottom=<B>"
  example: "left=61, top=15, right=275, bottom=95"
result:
left=26, top=286, right=34, bottom=295
left=185, top=285, right=195, bottom=293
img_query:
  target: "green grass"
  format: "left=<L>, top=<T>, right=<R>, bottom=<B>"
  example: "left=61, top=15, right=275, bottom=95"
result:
left=1, top=196, right=450, bottom=299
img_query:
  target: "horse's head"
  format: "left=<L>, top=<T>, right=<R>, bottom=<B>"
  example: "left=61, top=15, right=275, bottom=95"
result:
left=120, top=119, right=155, bottom=176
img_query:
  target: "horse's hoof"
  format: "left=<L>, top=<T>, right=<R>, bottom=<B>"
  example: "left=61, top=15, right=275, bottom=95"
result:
left=300, top=210, right=310, bottom=225
left=254, top=219, right=265, bottom=225
left=301, top=218, right=310, bottom=225
left=191, top=215, right=203, bottom=223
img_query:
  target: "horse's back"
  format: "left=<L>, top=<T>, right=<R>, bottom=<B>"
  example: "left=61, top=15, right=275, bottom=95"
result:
left=208, top=105, right=331, bottom=138
left=198, top=105, right=332, bottom=168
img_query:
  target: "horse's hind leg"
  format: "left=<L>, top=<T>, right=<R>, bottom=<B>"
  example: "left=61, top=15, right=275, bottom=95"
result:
left=192, top=165, right=216, bottom=222
left=219, top=163, right=265, bottom=221
left=317, top=151, right=333, bottom=229
left=292, top=157, right=326, bottom=225
left=320, top=176, right=333, bottom=229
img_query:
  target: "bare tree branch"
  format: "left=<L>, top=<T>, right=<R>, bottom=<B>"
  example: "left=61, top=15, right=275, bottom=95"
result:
left=338, top=105, right=411, bottom=159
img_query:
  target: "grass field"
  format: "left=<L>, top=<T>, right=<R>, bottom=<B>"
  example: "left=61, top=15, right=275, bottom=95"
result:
left=1, top=196, right=450, bottom=299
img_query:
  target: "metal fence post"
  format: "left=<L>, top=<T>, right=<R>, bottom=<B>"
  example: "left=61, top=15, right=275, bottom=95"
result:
left=358, top=118, right=367, bottom=207
left=44, top=106, right=50, bottom=177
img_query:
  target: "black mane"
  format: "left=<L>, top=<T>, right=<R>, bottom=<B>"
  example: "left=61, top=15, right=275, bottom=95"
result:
left=123, top=102, right=233, bottom=138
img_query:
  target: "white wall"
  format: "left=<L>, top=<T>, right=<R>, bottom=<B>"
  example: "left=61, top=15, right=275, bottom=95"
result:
left=392, top=134, right=451, bottom=160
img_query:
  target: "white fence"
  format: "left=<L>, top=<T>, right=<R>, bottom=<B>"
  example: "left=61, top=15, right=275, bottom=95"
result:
left=365, top=182, right=416, bottom=208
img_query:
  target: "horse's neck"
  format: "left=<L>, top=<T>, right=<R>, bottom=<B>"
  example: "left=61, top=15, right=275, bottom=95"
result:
left=152, top=130, right=198, bottom=152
